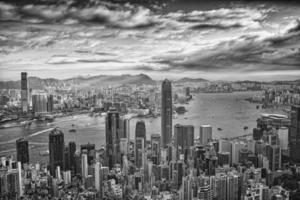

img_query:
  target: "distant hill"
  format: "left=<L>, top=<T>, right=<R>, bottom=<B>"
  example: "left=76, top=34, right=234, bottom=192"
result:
left=175, top=77, right=209, bottom=83
left=0, top=77, right=62, bottom=90
left=0, top=74, right=156, bottom=90
left=235, top=79, right=300, bottom=86
left=270, top=79, right=300, bottom=86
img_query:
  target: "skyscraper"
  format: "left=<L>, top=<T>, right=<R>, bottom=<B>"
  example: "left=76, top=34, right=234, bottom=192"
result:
left=64, top=146, right=70, bottom=171
left=151, top=134, right=161, bottom=165
left=136, top=120, right=146, bottom=145
left=32, top=93, right=48, bottom=114
left=200, top=125, right=212, bottom=146
left=161, top=79, right=172, bottom=148
left=182, top=175, right=193, bottom=200
left=266, top=145, right=281, bottom=171
left=81, top=151, right=88, bottom=178
left=231, top=141, right=246, bottom=165
left=49, top=128, right=65, bottom=176
left=119, top=117, right=130, bottom=139
left=174, top=124, right=194, bottom=159
left=16, top=138, right=29, bottom=165
left=135, top=137, right=145, bottom=168
left=205, top=142, right=218, bottom=176
left=105, top=108, right=121, bottom=169
left=290, top=105, right=300, bottom=163
left=21, top=72, right=28, bottom=113
left=80, top=143, right=95, bottom=165
left=68, top=142, right=76, bottom=174
left=7, top=170, right=20, bottom=198
left=95, top=161, right=101, bottom=191
left=47, top=94, right=54, bottom=112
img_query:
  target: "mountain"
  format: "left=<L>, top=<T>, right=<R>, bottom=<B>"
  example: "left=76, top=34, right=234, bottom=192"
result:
left=175, top=77, right=209, bottom=83
left=65, top=74, right=155, bottom=86
left=0, top=74, right=156, bottom=90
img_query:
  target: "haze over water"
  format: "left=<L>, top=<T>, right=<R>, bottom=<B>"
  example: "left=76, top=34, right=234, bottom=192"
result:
left=0, top=91, right=284, bottom=163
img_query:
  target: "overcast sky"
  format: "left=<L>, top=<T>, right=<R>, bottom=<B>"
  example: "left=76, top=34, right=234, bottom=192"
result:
left=0, top=0, right=300, bottom=81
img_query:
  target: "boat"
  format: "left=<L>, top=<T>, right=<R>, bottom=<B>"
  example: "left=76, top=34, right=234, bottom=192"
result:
left=218, top=128, right=222, bottom=131
left=0, top=118, right=12, bottom=123
left=20, top=120, right=32, bottom=126
left=175, top=106, right=187, bottom=114
left=69, top=129, right=76, bottom=133
left=39, top=150, right=49, bottom=156
left=0, top=122, right=20, bottom=129
left=244, top=126, right=248, bottom=130
left=45, top=115, right=55, bottom=120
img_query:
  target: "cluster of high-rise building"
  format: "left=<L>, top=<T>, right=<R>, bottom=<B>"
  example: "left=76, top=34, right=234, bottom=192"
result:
left=1, top=76, right=300, bottom=200
left=263, top=89, right=300, bottom=106
left=11, top=72, right=54, bottom=116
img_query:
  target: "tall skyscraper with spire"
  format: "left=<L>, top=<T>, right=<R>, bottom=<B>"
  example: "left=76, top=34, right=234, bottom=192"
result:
left=49, top=128, right=65, bottom=176
left=161, top=79, right=172, bottom=148
left=21, top=72, right=28, bottom=113
left=106, top=107, right=121, bottom=169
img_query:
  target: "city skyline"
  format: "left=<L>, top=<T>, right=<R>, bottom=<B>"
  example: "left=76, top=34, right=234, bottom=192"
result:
left=0, top=0, right=300, bottom=81
left=0, top=0, right=300, bottom=199
left=0, top=70, right=299, bottom=199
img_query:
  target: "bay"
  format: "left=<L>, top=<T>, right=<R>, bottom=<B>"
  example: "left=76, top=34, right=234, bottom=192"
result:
left=0, top=91, right=283, bottom=163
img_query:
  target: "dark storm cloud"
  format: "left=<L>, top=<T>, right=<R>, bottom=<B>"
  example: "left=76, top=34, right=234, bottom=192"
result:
left=0, top=1, right=157, bottom=28
left=266, top=20, right=300, bottom=46
left=190, top=22, right=242, bottom=30
left=164, top=7, right=270, bottom=30
left=154, top=19, right=300, bottom=72
left=0, top=1, right=269, bottom=30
